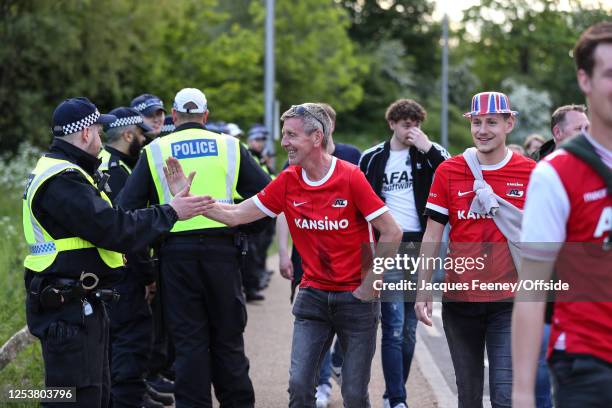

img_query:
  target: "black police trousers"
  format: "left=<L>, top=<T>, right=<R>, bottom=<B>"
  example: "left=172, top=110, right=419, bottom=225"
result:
left=26, top=295, right=110, bottom=408
left=160, top=235, right=255, bottom=408
left=108, top=270, right=152, bottom=408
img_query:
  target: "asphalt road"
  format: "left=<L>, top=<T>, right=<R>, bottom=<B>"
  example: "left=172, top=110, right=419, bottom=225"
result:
left=240, top=255, right=439, bottom=408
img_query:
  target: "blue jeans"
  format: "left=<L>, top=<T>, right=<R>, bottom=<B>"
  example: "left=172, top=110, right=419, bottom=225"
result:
left=289, top=287, right=380, bottom=408
left=381, top=301, right=417, bottom=407
left=442, top=302, right=513, bottom=408
left=319, top=338, right=344, bottom=387
left=535, top=324, right=552, bottom=408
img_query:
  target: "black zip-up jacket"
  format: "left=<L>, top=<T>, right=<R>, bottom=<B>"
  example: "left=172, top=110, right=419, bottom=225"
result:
left=101, top=145, right=138, bottom=203
left=359, top=140, right=450, bottom=231
left=26, top=138, right=179, bottom=287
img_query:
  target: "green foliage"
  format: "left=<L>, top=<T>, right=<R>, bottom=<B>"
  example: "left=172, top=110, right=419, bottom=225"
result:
left=274, top=0, right=366, bottom=113
left=458, top=0, right=610, bottom=109
left=0, top=143, right=44, bottom=393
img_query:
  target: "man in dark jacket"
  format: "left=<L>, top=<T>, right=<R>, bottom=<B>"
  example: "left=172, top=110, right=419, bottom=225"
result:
left=99, top=107, right=171, bottom=407
left=359, top=98, right=449, bottom=408
left=533, top=104, right=590, bottom=161
left=22, top=97, right=208, bottom=407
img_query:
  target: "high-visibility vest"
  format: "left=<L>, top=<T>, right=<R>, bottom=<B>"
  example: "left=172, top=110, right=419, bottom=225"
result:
left=22, top=156, right=124, bottom=272
left=99, top=147, right=132, bottom=174
left=145, top=127, right=241, bottom=232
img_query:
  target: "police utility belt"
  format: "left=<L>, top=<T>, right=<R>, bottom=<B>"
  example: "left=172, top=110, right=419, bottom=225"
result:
left=29, top=271, right=119, bottom=312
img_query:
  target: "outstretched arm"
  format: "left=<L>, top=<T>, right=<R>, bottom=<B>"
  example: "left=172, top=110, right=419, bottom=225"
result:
left=202, top=196, right=267, bottom=227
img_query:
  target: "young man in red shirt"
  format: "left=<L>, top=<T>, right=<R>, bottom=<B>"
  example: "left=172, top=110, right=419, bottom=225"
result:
left=165, top=102, right=402, bottom=407
left=415, top=91, right=536, bottom=407
left=513, top=22, right=612, bottom=408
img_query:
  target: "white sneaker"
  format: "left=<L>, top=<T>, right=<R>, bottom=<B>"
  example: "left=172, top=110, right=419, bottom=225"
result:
left=315, top=384, right=332, bottom=408
left=330, top=364, right=342, bottom=386
left=392, top=403, right=408, bottom=408
left=383, top=398, right=391, bottom=408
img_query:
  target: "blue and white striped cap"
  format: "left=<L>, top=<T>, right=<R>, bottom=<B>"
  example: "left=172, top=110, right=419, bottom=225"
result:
left=52, top=97, right=116, bottom=137
left=160, top=115, right=175, bottom=136
left=130, top=94, right=166, bottom=116
left=104, top=107, right=152, bottom=133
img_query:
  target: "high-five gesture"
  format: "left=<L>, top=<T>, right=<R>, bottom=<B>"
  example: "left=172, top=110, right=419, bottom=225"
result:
left=168, top=180, right=209, bottom=220
left=164, top=156, right=195, bottom=196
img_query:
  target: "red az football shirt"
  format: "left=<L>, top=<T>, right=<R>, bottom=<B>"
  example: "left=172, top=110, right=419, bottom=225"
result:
left=425, top=150, right=535, bottom=300
left=253, top=157, right=388, bottom=291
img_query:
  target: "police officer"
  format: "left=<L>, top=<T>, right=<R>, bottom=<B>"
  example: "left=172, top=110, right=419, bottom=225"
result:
left=159, top=115, right=175, bottom=137
left=131, top=94, right=166, bottom=137
left=242, top=124, right=276, bottom=301
left=99, top=107, right=150, bottom=200
left=119, top=88, right=270, bottom=408
left=131, top=96, right=177, bottom=395
left=23, top=97, right=209, bottom=408
left=98, top=107, right=170, bottom=408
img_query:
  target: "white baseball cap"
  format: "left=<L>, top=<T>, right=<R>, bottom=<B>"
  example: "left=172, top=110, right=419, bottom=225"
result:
left=226, top=123, right=244, bottom=138
left=173, top=88, right=208, bottom=113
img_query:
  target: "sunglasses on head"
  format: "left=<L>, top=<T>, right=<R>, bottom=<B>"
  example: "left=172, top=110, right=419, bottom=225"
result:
left=290, top=104, right=326, bottom=136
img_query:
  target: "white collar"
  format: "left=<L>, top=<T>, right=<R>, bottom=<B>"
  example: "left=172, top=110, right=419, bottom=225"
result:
left=302, top=156, right=337, bottom=187
left=481, top=148, right=512, bottom=171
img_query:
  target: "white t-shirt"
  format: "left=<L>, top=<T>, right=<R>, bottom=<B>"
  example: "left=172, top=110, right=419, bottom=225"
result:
left=382, top=149, right=421, bottom=232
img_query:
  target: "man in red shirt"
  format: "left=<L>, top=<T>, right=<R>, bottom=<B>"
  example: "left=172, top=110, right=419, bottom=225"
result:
left=415, top=91, right=535, bottom=407
left=513, top=22, right=612, bottom=408
left=166, top=103, right=402, bottom=407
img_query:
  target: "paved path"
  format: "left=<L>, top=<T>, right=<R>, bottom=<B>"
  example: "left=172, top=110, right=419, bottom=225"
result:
left=241, top=255, right=440, bottom=408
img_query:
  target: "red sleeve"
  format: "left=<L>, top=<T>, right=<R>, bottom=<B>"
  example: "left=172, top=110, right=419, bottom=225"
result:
left=253, top=169, right=288, bottom=217
left=350, top=167, right=388, bottom=221
left=425, top=163, right=450, bottom=216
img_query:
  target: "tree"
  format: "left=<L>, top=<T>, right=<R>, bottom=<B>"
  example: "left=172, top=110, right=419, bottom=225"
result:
left=273, top=0, right=366, bottom=114
left=457, top=0, right=611, bottom=108
left=0, top=0, right=180, bottom=152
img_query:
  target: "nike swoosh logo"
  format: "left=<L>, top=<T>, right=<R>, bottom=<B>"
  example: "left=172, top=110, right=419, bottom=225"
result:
left=458, top=191, right=474, bottom=197
left=293, top=201, right=308, bottom=207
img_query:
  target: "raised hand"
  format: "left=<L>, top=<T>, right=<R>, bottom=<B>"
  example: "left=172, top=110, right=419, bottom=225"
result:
left=164, top=157, right=196, bottom=196
left=406, top=127, right=433, bottom=153
left=169, top=183, right=209, bottom=220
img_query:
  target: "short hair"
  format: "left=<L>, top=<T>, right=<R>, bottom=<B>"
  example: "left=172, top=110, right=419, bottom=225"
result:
left=573, top=21, right=612, bottom=76
left=175, top=111, right=205, bottom=123
left=385, top=99, right=427, bottom=124
left=104, top=125, right=135, bottom=144
left=281, top=103, right=332, bottom=148
left=523, top=133, right=546, bottom=150
left=550, top=104, right=587, bottom=133
left=317, top=102, right=336, bottom=125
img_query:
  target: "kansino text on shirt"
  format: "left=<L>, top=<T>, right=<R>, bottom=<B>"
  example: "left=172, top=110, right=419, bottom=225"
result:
left=372, top=254, right=486, bottom=275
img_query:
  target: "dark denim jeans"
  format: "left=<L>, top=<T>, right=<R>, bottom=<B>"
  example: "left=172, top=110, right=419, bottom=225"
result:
left=289, top=287, right=380, bottom=408
left=535, top=324, right=552, bottom=408
left=550, top=351, right=612, bottom=408
left=442, top=302, right=513, bottom=408
left=380, top=301, right=417, bottom=407
left=318, top=338, right=344, bottom=387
